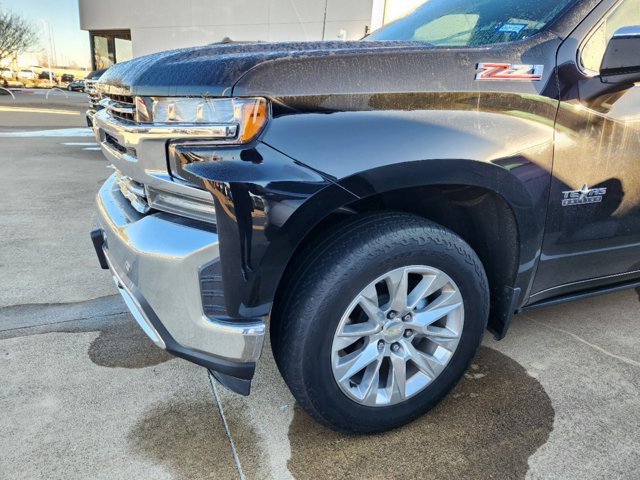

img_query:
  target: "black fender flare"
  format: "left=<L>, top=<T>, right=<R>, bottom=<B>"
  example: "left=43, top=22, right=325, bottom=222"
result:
left=338, top=158, right=545, bottom=267
left=264, top=158, right=549, bottom=324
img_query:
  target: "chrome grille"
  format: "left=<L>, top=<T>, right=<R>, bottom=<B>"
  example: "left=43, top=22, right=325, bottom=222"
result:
left=95, top=114, right=217, bottom=224
left=115, top=170, right=149, bottom=214
left=100, top=94, right=136, bottom=122
left=89, top=93, right=102, bottom=109
left=86, top=80, right=102, bottom=109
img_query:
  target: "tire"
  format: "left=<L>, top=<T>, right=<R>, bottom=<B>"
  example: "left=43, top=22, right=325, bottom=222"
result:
left=272, top=212, right=489, bottom=433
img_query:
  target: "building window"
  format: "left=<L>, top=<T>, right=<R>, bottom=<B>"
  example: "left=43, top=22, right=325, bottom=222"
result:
left=90, top=31, right=132, bottom=70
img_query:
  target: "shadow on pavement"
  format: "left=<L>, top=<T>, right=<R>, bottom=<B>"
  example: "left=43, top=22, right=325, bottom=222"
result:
left=128, top=397, right=243, bottom=480
left=287, top=347, right=554, bottom=480
left=87, top=319, right=173, bottom=369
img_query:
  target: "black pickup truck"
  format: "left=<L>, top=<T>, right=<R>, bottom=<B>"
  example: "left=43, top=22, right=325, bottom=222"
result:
left=90, top=0, right=640, bottom=433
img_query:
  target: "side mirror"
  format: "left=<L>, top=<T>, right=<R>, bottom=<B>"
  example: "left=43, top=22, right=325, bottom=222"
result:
left=600, top=26, right=640, bottom=84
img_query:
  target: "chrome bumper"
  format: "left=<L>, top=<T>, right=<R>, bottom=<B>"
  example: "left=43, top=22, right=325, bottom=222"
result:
left=86, top=109, right=96, bottom=128
left=94, top=173, right=266, bottom=374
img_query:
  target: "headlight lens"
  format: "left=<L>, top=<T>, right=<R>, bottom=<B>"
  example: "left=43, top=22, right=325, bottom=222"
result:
left=135, top=97, right=268, bottom=143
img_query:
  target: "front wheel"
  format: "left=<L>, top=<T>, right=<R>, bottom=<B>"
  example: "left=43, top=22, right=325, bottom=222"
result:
left=272, top=213, right=489, bottom=433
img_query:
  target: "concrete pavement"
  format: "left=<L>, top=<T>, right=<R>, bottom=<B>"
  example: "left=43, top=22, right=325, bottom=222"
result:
left=2, top=292, right=637, bottom=480
left=0, top=89, right=88, bottom=128
left=213, top=291, right=640, bottom=480
left=0, top=310, right=239, bottom=480
left=1, top=91, right=638, bottom=480
left=0, top=91, right=112, bottom=308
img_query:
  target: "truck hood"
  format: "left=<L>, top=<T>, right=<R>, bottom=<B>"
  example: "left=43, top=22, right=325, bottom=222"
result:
left=97, top=40, right=431, bottom=97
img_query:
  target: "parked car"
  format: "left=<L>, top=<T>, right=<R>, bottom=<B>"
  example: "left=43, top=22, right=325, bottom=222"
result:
left=67, top=80, right=85, bottom=92
left=0, top=67, right=15, bottom=80
left=61, top=73, right=74, bottom=83
left=90, top=0, right=640, bottom=433
left=17, top=69, right=36, bottom=81
left=38, top=71, right=57, bottom=81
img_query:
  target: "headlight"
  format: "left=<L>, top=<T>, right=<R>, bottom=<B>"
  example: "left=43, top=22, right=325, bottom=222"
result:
left=135, top=97, right=269, bottom=143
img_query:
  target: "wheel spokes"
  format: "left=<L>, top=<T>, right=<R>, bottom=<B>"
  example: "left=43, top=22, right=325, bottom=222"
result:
left=424, top=326, right=460, bottom=351
left=389, top=352, right=408, bottom=402
left=358, top=286, right=383, bottom=323
left=408, top=289, right=462, bottom=334
left=334, top=342, right=382, bottom=383
left=340, top=321, right=380, bottom=338
left=332, top=321, right=380, bottom=351
left=406, top=271, right=448, bottom=309
left=385, top=268, right=409, bottom=313
left=359, top=359, right=384, bottom=404
left=331, top=265, right=465, bottom=407
left=405, top=342, right=443, bottom=379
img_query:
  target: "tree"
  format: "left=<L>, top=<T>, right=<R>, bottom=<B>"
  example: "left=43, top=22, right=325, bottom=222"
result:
left=0, top=9, right=38, bottom=65
left=37, top=52, right=49, bottom=68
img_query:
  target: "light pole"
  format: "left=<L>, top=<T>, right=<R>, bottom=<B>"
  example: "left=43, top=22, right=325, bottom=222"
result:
left=40, top=20, right=54, bottom=84
left=51, top=31, right=58, bottom=71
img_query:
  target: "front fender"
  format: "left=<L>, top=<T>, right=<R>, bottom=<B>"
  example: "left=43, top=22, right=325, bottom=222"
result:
left=187, top=95, right=556, bottom=319
left=184, top=142, right=358, bottom=319
left=337, top=158, right=550, bottom=303
left=261, top=93, right=557, bottom=301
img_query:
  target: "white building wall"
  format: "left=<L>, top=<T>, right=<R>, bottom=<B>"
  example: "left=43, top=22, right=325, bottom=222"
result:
left=382, top=0, right=426, bottom=24
left=79, top=0, right=375, bottom=58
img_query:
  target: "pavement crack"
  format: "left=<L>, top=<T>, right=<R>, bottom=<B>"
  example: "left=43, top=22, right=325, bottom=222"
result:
left=209, top=372, right=246, bottom=480
left=0, top=311, right=128, bottom=337
left=527, top=317, right=640, bottom=368
left=0, top=295, right=119, bottom=313
left=0, top=295, right=127, bottom=333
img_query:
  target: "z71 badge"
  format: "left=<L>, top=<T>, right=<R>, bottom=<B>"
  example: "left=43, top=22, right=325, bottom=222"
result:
left=475, top=63, right=544, bottom=81
left=562, top=184, right=608, bottom=207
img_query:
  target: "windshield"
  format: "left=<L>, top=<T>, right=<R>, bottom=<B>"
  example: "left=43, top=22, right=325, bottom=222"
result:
left=368, top=0, right=578, bottom=47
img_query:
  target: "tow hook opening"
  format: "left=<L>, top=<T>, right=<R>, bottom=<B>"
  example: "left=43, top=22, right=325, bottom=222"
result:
left=90, top=229, right=109, bottom=270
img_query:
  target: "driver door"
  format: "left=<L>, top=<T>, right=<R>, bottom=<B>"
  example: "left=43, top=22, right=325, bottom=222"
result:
left=531, top=0, right=640, bottom=302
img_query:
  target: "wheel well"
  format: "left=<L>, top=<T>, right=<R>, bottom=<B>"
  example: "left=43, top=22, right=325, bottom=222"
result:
left=272, top=184, right=520, bottom=339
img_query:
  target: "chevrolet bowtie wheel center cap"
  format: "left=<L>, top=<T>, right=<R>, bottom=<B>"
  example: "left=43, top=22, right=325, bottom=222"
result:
left=382, top=321, right=405, bottom=343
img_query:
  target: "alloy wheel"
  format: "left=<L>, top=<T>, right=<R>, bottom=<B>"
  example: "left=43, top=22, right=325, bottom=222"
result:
left=330, top=266, right=465, bottom=407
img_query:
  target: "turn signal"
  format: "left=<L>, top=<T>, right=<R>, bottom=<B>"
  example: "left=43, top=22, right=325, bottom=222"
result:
left=238, top=99, right=269, bottom=143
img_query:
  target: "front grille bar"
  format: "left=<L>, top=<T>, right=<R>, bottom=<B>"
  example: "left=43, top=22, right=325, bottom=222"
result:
left=100, top=94, right=136, bottom=122
left=116, top=170, right=149, bottom=214
left=100, top=98, right=135, bottom=115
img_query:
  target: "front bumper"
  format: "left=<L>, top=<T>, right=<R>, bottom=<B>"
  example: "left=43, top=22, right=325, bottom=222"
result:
left=86, top=109, right=96, bottom=128
left=92, top=173, right=266, bottom=394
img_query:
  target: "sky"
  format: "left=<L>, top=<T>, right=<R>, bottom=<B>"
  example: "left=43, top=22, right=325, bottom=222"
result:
left=1, top=0, right=90, bottom=68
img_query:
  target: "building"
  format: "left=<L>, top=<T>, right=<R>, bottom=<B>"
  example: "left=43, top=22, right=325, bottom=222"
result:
left=78, top=0, right=424, bottom=71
